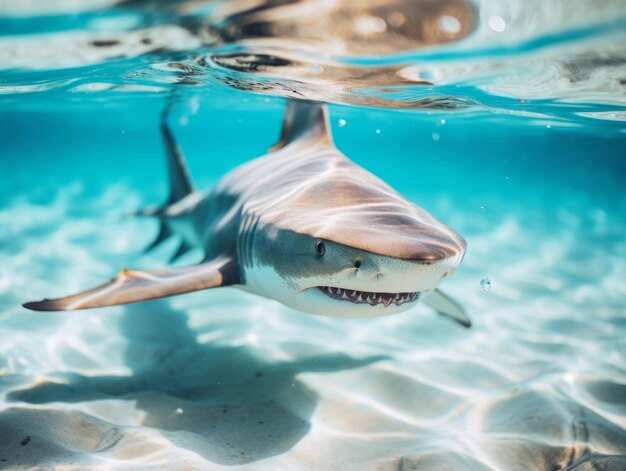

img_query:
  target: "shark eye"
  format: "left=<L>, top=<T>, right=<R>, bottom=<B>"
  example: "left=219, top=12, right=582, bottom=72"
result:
left=315, top=240, right=326, bottom=257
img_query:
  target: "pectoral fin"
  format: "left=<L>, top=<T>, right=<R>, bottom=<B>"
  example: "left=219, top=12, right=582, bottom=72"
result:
left=23, top=257, right=238, bottom=311
left=423, top=289, right=471, bottom=328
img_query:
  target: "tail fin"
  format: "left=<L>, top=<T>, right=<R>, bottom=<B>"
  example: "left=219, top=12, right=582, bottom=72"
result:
left=136, top=115, right=195, bottom=252
left=161, top=117, right=194, bottom=205
left=272, top=100, right=333, bottom=151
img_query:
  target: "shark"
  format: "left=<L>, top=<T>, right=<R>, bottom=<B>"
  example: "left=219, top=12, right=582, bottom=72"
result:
left=24, top=100, right=470, bottom=327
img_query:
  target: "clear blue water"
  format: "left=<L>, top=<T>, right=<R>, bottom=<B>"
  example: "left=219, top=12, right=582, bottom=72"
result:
left=1, top=1, right=626, bottom=469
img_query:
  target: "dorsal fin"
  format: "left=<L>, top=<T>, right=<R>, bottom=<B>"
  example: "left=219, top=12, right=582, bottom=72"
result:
left=272, top=100, right=333, bottom=151
left=161, top=117, right=194, bottom=204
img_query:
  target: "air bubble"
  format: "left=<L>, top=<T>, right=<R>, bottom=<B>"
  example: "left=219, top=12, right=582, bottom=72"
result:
left=439, top=15, right=461, bottom=33
left=488, top=16, right=506, bottom=32
left=355, top=15, right=387, bottom=34
left=338, top=119, right=346, bottom=127
left=375, top=128, right=381, bottom=134
left=480, top=277, right=491, bottom=292
left=432, top=132, right=440, bottom=141
left=388, top=11, right=406, bottom=27
left=479, top=205, right=485, bottom=212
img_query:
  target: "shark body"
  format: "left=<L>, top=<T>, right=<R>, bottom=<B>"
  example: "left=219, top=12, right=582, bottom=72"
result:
left=24, top=101, right=470, bottom=327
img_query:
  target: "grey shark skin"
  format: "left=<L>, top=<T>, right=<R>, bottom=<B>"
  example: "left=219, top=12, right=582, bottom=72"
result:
left=24, top=101, right=470, bottom=327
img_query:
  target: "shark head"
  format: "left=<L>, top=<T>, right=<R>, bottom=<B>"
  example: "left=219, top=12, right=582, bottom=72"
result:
left=236, top=101, right=467, bottom=321
left=241, top=154, right=466, bottom=319
left=247, top=224, right=465, bottom=318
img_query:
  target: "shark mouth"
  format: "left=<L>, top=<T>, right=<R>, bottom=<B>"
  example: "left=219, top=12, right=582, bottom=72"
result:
left=318, top=286, right=419, bottom=307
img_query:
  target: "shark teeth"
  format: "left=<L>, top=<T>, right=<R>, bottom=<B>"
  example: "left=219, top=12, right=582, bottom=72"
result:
left=318, top=287, right=419, bottom=307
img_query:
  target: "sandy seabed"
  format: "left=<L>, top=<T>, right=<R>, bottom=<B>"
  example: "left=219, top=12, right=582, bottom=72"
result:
left=1, top=180, right=625, bottom=470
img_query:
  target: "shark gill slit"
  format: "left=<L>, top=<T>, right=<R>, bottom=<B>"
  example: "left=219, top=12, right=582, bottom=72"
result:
left=247, top=214, right=260, bottom=269
left=237, top=212, right=249, bottom=268
left=238, top=214, right=249, bottom=268
left=238, top=211, right=259, bottom=270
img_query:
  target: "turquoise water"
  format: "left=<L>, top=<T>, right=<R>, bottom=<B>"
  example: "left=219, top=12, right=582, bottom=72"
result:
left=1, top=1, right=626, bottom=469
